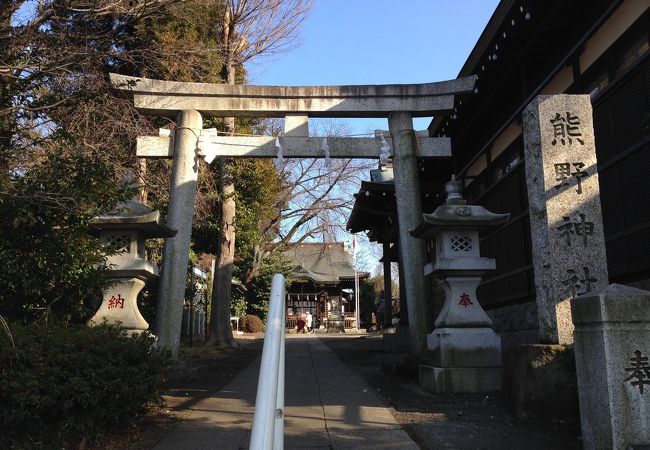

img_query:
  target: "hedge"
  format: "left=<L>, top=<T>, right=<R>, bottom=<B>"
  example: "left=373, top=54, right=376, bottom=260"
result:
left=0, top=324, right=171, bottom=448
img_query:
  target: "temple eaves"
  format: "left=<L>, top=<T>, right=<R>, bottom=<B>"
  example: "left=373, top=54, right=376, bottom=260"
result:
left=109, top=73, right=477, bottom=118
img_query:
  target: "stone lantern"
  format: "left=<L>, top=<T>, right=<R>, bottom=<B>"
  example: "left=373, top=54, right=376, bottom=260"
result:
left=326, top=296, right=345, bottom=333
left=412, top=176, right=509, bottom=393
left=88, top=199, right=176, bottom=332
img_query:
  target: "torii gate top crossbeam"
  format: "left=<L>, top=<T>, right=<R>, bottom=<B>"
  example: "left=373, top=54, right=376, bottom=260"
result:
left=110, top=73, right=477, bottom=118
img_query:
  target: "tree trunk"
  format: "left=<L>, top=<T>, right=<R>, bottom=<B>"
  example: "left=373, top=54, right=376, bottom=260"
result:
left=207, top=156, right=238, bottom=348
left=207, top=10, right=238, bottom=348
left=244, top=243, right=267, bottom=285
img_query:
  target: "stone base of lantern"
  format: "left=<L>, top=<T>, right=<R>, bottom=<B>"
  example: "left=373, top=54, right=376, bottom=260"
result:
left=428, top=327, right=502, bottom=367
left=419, top=365, right=502, bottom=394
left=419, top=327, right=503, bottom=393
left=88, top=277, right=149, bottom=331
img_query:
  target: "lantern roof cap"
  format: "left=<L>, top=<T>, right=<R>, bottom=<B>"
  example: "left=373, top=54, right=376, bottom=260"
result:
left=90, top=199, right=176, bottom=238
left=411, top=176, right=509, bottom=238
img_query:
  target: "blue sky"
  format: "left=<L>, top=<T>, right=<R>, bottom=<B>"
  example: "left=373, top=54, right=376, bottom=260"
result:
left=249, top=1, right=501, bottom=272
left=249, top=0, right=500, bottom=133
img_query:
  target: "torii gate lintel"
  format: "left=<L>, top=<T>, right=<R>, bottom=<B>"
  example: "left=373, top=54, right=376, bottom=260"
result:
left=110, top=73, right=476, bottom=118
left=136, top=131, right=452, bottom=160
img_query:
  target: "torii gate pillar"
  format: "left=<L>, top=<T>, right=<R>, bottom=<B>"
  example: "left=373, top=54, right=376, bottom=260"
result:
left=155, top=110, right=202, bottom=357
left=389, top=112, right=433, bottom=354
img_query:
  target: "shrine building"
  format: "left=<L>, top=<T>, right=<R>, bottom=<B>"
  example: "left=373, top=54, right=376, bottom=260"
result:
left=281, top=242, right=369, bottom=330
left=349, top=0, right=649, bottom=351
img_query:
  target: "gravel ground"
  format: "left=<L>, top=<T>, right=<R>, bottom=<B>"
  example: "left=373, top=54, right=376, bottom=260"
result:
left=320, top=333, right=583, bottom=450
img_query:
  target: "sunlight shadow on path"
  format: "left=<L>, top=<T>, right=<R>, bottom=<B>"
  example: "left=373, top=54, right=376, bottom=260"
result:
left=154, top=335, right=418, bottom=450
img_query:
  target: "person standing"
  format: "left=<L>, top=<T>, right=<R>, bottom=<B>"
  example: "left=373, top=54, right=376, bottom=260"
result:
left=297, top=316, right=305, bottom=333
left=306, top=311, right=313, bottom=333
left=375, top=290, right=385, bottom=330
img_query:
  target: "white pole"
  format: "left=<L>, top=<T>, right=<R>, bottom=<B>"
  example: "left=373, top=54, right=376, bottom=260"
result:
left=273, top=311, right=285, bottom=450
left=355, top=267, right=360, bottom=331
left=351, top=236, right=360, bottom=331
left=250, top=274, right=285, bottom=450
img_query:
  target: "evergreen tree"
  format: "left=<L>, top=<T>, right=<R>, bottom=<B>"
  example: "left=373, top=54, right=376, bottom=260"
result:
left=0, top=1, right=181, bottom=323
left=0, top=146, right=135, bottom=323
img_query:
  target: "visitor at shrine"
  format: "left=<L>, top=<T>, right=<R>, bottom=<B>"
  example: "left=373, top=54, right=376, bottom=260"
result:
left=375, top=290, right=385, bottom=330
left=297, top=317, right=306, bottom=333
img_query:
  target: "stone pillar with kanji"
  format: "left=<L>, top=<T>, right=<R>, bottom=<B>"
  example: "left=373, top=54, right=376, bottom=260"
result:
left=572, top=284, right=650, bottom=449
left=523, top=95, right=609, bottom=345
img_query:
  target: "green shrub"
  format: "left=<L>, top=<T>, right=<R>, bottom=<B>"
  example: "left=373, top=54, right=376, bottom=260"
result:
left=0, top=324, right=171, bottom=448
left=240, top=314, right=264, bottom=333
left=0, top=147, right=136, bottom=324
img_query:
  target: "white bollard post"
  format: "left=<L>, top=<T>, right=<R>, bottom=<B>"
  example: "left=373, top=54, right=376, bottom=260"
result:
left=273, top=313, right=285, bottom=450
left=250, top=274, right=286, bottom=450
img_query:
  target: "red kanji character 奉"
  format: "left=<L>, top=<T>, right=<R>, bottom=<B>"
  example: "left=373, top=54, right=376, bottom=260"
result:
left=459, top=293, right=473, bottom=307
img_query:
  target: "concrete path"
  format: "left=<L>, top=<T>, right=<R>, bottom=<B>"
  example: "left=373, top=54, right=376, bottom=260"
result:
left=154, top=335, right=419, bottom=449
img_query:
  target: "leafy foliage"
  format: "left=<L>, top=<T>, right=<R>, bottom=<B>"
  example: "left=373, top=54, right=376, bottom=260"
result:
left=231, top=295, right=247, bottom=318
left=0, top=147, right=135, bottom=324
left=129, top=0, right=226, bottom=82
left=241, top=251, right=293, bottom=318
left=230, top=158, right=284, bottom=259
left=0, top=324, right=171, bottom=448
left=359, top=279, right=376, bottom=328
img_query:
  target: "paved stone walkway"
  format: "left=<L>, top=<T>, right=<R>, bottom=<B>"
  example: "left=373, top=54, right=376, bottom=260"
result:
left=154, top=335, right=419, bottom=449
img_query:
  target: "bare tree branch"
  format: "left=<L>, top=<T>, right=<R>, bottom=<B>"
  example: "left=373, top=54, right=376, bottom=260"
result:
left=242, top=118, right=376, bottom=283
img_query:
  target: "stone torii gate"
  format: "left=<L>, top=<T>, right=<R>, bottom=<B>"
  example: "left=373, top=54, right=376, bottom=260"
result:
left=111, top=73, right=476, bottom=356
